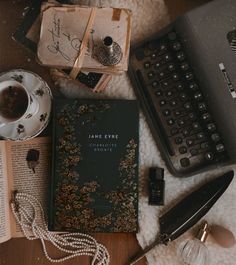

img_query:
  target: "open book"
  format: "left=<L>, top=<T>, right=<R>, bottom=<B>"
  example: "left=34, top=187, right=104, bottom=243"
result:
left=0, top=137, right=50, bottom=243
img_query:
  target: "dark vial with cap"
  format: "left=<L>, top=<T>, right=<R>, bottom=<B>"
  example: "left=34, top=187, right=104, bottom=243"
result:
left=148, top=167, right=165, bottom=206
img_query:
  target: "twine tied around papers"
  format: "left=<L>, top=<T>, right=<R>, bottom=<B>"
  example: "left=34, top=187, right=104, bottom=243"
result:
left=10, top=191, right=110, bottom=265
left=69, top=7, right=97, bottom=79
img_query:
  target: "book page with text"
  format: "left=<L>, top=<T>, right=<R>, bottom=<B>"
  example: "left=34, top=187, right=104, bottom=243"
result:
left=0, top=141, right=11, bottom=243
left=6, top=137, right=51, bottom=238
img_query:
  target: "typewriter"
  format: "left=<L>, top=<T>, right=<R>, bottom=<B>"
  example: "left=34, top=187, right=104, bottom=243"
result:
left=129, top=0, right=236, bottom=177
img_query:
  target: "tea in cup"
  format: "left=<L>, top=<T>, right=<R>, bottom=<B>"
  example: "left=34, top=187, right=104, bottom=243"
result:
left=0, top=80, right=38, bottom=127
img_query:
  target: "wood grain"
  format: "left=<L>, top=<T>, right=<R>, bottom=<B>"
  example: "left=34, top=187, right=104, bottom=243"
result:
left=0, top=0, right=209, bottom=264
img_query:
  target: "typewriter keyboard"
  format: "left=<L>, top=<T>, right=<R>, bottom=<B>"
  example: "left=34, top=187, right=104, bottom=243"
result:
left=129, top=30, right=228, bottom=176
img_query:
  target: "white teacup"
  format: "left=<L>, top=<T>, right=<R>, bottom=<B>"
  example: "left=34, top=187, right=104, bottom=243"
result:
left=0, top=80, right=39, bottom=128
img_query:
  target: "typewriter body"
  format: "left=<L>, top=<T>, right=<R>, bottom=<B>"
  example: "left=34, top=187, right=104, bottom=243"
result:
left=129, top=0, right=236, bottom=177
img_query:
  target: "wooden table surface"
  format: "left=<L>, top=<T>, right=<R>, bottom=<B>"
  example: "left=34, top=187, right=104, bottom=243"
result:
left=0, top=0, right=209, bottom=264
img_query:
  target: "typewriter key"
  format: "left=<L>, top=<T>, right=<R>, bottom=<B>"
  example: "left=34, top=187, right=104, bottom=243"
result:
left=174, top=110, right=181, bottom=116
left=182, top=128, right=190, bottom=136
left=180, top=157, right=190, bottom=167
left=160, top=100, right=166, bottom=106
left=175, top=137, right=183, bottom=144
left=205, top=152, right=214, bottom=160
left=172, top=73, right=179, bottom=81
left=186, top=139, right=194, bottom=146
left=164, top=54, right=172, bottom=62
left=160, top=43, right=167, bottom=51
left=170, top=100, right=177, bottom=106
left=201, top=142, right=210, bottom=149
left=198, top=102, right=207, bottom=111
left=207, top=123, right=216, bottom=131
left=144, top=62, right=151, bottom=68
left=148, top=72, right=155, bottom=79
left=151, top=53, right=157, bottom=59
left=193, top=122, right=200, bottom=130
left=177, top=83, right=184, bottom=91
left=202, top=113, right=211, bottom=121
left=152, top=81, right=159, bottom=88
left=180, top=93, right=187, bottom=101
left=167, top=118, right=175, bottom=125
left=194, top=92, right=202, bottom=100
left=190, top=149, right=198, bottom=156
left=216, top=144, right=225, bottom=152
left=197, top=132, right=205, bottom=139
left=211, top=133, right=220, bottom=142
left=188, top=112, right=196, bottom=120
left=189, top=82, right=198, bottom=90
left=155, top=90, right=162, bottom=97
left=172, top=42, right=181, bottom=51
left=176, top=51, right=186, bottom=61
left=184, top=102, right=191, bottom=110
left=168, top=63, right=175, bottom=71
left=180, top=62, right=190, bottom=71
left=178, top=119, right=185, bottom=127
left=185, top=72, right=194, bottom=80
left=155, top=62, right=161, bottom=68
left=179, top=146, right=187, bottom=154
left=163, top=109, right=171, bottom=116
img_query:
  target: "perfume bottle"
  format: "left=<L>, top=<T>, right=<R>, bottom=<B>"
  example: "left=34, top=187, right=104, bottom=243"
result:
left=177, top=221, right=209, bottom=265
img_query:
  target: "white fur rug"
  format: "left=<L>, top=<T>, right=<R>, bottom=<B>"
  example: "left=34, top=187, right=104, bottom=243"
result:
left=58, top=1, right=236, bottom=264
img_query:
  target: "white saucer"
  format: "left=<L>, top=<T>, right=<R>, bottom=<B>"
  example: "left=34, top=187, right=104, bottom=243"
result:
left=0, top=69, right=52, bottom=141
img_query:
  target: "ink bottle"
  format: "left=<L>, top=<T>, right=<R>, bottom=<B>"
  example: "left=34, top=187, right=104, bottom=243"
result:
left=148, top=167, right=165, bottom=205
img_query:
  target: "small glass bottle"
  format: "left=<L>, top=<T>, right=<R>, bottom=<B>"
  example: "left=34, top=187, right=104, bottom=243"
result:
left=177, top=221, right=209, bottom=265
left=148, top=167, right=165, bottom=206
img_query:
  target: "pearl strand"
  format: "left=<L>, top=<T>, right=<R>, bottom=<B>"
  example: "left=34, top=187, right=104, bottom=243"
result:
left=11, top=192, right=110, bottom=265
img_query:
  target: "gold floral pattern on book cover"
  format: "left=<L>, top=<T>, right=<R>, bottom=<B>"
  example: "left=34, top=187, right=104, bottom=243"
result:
left=50, top=99, right=139, bottom=232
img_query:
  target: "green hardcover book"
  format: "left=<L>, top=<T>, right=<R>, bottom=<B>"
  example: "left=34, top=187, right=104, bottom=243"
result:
left=49, top=98, right=139, bottom=232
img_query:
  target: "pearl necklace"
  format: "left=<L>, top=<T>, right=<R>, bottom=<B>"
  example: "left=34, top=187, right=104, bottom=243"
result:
left=11, top=191, right=110, bottom=265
